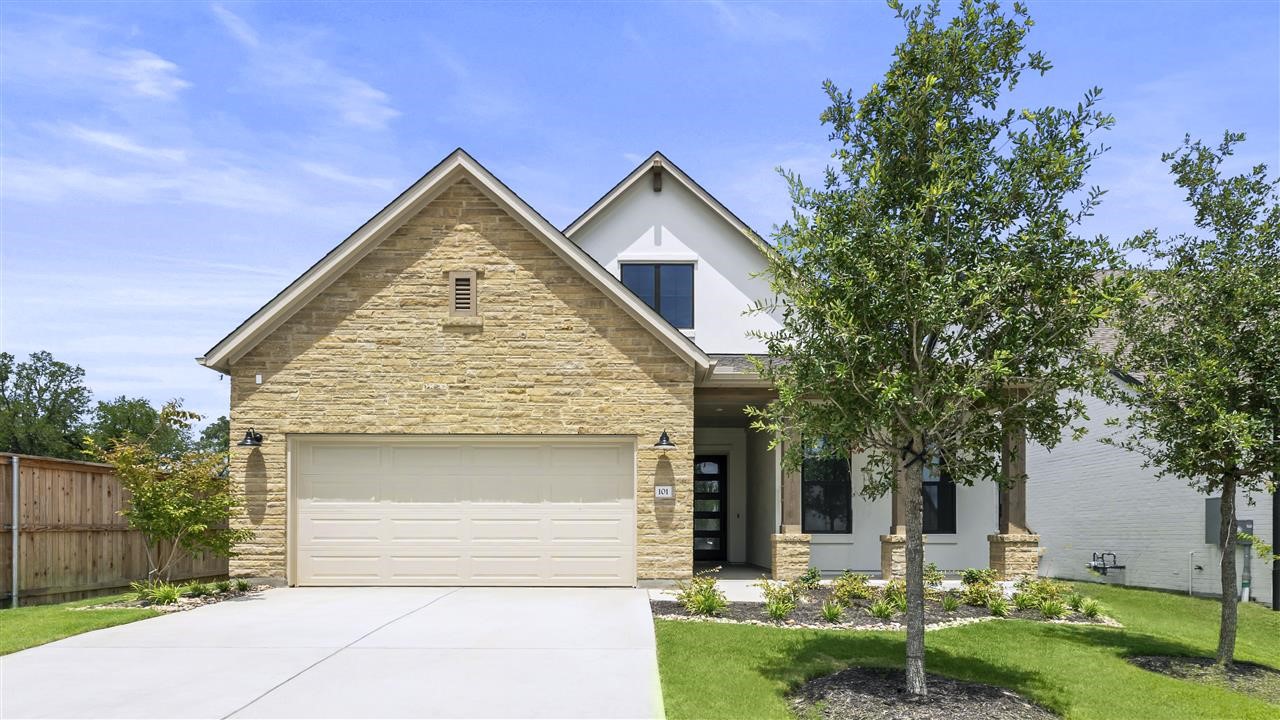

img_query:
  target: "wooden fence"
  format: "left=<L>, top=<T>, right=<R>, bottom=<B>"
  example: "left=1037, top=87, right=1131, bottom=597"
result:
left=1, top=453, right=227, bottom=606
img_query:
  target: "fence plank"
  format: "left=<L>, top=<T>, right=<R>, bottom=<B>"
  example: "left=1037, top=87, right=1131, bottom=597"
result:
left=0, top=454, right=229, bottom=605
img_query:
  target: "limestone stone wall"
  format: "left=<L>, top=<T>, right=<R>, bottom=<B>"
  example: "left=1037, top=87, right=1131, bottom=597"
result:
left=770, top=533, right=812, bottom=580
left=227, top=178, right=695, bottom=582
left=988, top=533, right=1041, bottom=580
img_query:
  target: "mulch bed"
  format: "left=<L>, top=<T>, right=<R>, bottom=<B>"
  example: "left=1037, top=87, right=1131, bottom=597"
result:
left=651, top=586, right=1114, bottom=631
left=1128, top=655, right=1280, bottom=705
left=790, top=666, right=1057, bottom=720
left=77, top=585, right=271, bottom=614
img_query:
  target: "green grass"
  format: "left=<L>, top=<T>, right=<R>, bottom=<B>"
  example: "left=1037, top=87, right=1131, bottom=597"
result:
left=0, top=593, right=159, bottom=655
left=655, top=582, right=1280, bottom=719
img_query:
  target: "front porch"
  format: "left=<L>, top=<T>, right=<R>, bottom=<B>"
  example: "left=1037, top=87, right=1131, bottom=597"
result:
left=689, top=385, right=1041, bottom=582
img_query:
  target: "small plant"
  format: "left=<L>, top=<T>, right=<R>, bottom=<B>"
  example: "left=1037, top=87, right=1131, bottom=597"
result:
left=675, top=568, right=728, bottom=616
left=758, top=578, right=799, bottom=621
left=820, top=600, right=844, bottom=623
left=796, top=566, right=822, bottom=591
left=149, top=583, right=181, bottom=605
left=185, top=582, right=213, bottom=597
left=940, top=592, right=960, bottom=613
left=868, top=599, right=896, bottom=620
left=1066, top=592, right=1085, bottom=611
left=987, top=597, right=1010, bottom=618
left=881, top=578, right=908, bottom=611
left=1039, top=599, right=1068, bottom=619
left=234, top=578, right=251, bottom=592
left=831, top=571, right=874, bottom=606
left=130, top=580, right=155, bottom=601
left=1014, top=576, right=1070, bottom=605
left=923, top=562, right=945, bottom=589
left=1079, top=598, right=1103, bottom=619
left=1013, top=592, right=1038, bottom=611
left=961, top=567, right=999, bottom=586
left=215, top=580, right=232, bottom=593
left=961, top=582, right=999, bottom=607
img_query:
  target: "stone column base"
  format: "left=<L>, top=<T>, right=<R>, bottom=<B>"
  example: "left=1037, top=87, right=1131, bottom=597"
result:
left=988, top=533, right=1041, bottom=580
left=770, top=533, right=812, bottom=580
left=879, top=534, right=906, bottom=579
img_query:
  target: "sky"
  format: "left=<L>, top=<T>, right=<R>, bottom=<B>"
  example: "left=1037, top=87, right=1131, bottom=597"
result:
left=1, top=0, right=1277, bottom=425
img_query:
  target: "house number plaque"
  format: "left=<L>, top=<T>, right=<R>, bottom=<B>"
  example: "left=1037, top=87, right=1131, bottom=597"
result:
left=654, top=485, right=674, bottom=499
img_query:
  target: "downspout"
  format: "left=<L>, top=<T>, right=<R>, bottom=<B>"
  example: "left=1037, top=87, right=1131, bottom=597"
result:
left=10, top=455, right=18, bottom=608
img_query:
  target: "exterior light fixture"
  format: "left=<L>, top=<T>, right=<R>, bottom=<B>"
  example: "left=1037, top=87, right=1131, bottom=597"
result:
left=237, top=429, right=264, bottom=447
left=653, top=429, right=676, bottom=450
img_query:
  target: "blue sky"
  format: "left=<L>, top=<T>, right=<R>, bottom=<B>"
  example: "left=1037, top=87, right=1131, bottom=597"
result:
left=2, top=1, right=1277, bottom=424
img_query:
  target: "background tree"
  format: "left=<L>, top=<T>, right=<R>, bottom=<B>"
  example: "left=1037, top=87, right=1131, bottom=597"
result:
left=0, top=350, right=91, bottom=459
left=87, top=403, right=252, bottom=581
left=750, top=0, right=1127, bottom=695
left=1106, top=132, right=1279, bottom=666
left=196, top=415, right=231, bottom=457
left=87, top=395, right=193, bottom=459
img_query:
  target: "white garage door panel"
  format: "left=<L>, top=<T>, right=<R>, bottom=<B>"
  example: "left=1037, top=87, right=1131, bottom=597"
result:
left=294, top=437, right=635, bottom=586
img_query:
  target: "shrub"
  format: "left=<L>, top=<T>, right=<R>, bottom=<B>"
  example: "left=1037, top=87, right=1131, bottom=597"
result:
left=868, top=599, right=896, bottom=620
left=820, top=600, right=844, bottom=623
left=831, top=571, right=874, bottom=606
left=1014, top=576, right=1070, bottom=604
left=881, top=578, right=908, bottom=611
left=130, top=580, right=154, bottom=601
left=215, top=580, right=232, bottom=593
left=1039, top=599, right=1068, bottom=619
left=149, top=583, right=181, bottom=605
left=185, top=582, right=213, bottom=597
left=961, top=567, right=999, bottom=586
left=1012, top=592, right=1038, bottom=611
left=941, top=592, right=960, bottom=613
left=960, top=580, right=999, bottom=607
left=987, top=597, right=1010, bottom=618
left=675, top=568, right=728, bottom=616
left=758, top=578, right=799, bottom=620
left=924, top=562, right=945, bottom=589
left=234, top=578, right=251, bottom=592
left=1067, top=592, right=1086, bottom=611
left=1080, top=598, right=1103, bottom=619
left=796, top=566, right=822, bottom=592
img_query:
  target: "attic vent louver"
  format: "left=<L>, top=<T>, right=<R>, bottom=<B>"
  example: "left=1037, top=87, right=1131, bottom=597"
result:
left=449, top=270, right=477, bottom=316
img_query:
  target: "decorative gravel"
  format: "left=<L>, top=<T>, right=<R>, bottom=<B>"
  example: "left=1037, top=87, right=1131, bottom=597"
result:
left=78, top=585, right=271, bottom=614
left=651, top=586, right=1117, bottom=631
left=1128, top=655, right=1280, bottom=705
left=789, top=666, right=1058, bottom=720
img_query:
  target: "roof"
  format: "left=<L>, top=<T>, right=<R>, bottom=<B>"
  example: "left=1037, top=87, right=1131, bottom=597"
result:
left=562, top=151, right=776, bottom=259
left=198, top=149, right=711, bottom=375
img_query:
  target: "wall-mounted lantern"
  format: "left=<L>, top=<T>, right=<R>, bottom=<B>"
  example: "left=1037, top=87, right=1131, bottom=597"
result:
left=653, top=429, right=676, bottom=450
left=237, top=429, right=264, bottom=447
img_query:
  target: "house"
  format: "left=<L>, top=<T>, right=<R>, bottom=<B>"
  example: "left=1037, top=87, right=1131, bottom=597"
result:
left=198, top=149, right=1036, bottom=587
left=1028, top=373, right=1275, bottom=607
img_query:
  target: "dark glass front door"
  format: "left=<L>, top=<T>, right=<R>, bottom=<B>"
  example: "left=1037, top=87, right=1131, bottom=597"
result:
left=693, top=455, right=727, bottom=561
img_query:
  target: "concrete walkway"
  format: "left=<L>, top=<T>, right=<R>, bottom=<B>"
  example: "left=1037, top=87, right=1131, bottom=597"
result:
left=0, top=587, right=663, bottom=719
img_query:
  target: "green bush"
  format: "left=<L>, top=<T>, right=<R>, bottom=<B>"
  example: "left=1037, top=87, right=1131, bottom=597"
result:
left=129, top=580, right=154, bottom=601
left=868, top=599, right=896, bottom=620
left=675, top=568, right=728, bottom=616
left=924, top=562, right=945, bottom=589
left=149, top=583, right=181, bottom=605
left=961, top=567, right=999, bottom=586
left=215, top=580, right=232, bottom=593
left=1067, top=592, right=1086, bottom=611
left=941, top=592, right=960, bottom=613
left=831, top=571, right=874, bottom=606
left=1040, top=598, right=1068, bottom=619
left=1014, top=576, right=1070, bottom=604
left=987, top=597, right=1011, bottom=617
left=758, top=578, right=799, bottom=620
left=820, top=600, right=844, bottom=623
left=881, top=578, right=908, bottom=611
left=184, top=582, right=213, bottom=597
left=796, top=566, right=822, bottom=592
left=1080, top=598, right=1103, bottom=618
left=1013, top=592, right=1039, bottom=611
left=234, top=578, right=251, bottom=592
left=960, top=581, right=999, bottom=606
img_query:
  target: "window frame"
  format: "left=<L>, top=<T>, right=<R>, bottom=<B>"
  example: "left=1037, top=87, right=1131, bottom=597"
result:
left=800, top=449, right=853, bottom=535
left=618, top=262, right=695, bottom=330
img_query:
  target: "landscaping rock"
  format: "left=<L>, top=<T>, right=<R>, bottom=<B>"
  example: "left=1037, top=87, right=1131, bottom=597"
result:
left=790, top=666, right=1057, bottom=720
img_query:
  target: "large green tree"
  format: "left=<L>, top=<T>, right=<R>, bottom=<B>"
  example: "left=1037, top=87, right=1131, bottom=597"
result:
left=751, top=0, right=1127, bottom=695
left=87, top=396, right=193, bottom=459
left=0, top=351, right=92, bottom=459
left=1107, top=132, right=1279, bottom=666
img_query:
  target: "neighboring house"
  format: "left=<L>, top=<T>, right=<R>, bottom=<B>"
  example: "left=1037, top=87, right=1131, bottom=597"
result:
left=198, top=149, right=1035, bottom=587
left=1028, top=374, right=1275, bottom=607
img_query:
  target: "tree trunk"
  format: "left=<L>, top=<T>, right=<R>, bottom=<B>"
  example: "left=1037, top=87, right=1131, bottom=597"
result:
left=1216, top=475, right=1238, bottom=666
left=903, top=434, right=928, bottom=696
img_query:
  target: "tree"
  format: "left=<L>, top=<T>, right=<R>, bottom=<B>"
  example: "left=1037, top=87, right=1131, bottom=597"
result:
left=0, top=350, right=91, bottom=459
left=196, top=416, right=231, bottom=457
left=1106, top=132, right=1279, bottom=666
left=87, top=403, right=253, bottom=581
left=750, top=0, right=1127, bottom=695
left=87, top=396, right=193, bottom=459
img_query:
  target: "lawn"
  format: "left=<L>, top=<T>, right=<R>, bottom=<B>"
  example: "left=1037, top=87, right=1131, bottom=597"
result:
left=0, top=593, right=159, bottom=655
left=655, top=582, right=1280, bottom=719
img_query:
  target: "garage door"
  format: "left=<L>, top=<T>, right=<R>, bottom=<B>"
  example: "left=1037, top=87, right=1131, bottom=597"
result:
left=293, top=436, right=636, bottom=586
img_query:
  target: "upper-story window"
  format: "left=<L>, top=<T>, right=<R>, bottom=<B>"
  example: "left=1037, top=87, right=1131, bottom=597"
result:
left=620, top=263, right=694, bottom=329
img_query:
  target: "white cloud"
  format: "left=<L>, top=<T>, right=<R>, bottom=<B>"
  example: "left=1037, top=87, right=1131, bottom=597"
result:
left=300, top=162, right=393, bottom=190
left=704, top=0, right=819, bottom=47
left=63, top=125, right=187, bottom=162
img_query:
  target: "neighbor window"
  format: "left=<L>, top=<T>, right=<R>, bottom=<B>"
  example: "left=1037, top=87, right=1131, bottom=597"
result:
left=620, top=263, right=693, bottom=329
left=922, top=460, right=957, bottom=534
left=801, top=444, right=852, bottom=534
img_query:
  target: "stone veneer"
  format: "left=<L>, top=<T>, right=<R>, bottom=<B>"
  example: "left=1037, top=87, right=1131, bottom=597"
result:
left=770, top=533, right=812, bottom=580
left=879, top=534, right=907, bottom=579
left=227, top=178, right=695, bottom=583
left=988, top=533, right=1041, bottom=579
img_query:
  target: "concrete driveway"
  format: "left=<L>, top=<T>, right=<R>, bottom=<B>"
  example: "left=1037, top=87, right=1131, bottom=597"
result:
left=0, top=588, right=663, bottom=719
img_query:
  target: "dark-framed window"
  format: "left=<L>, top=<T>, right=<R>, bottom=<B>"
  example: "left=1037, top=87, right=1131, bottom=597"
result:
left=922, top=461, right=957, bottom=534
left=801, top=448, right=852, bottom=534
left=620, top=263, right=694, bottom=329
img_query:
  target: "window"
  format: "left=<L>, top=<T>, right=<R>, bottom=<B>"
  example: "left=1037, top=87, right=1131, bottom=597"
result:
left=922, top=461, right=956, bottom=534
left=801, top=448, right=852, bottom=534
left=620, top=263, right=693, bottom=329
left=449, top=270, right=477, bottom=316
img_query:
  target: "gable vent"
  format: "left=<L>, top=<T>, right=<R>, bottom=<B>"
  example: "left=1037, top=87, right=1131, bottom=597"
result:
left=449, top=270, right=477, bottom=316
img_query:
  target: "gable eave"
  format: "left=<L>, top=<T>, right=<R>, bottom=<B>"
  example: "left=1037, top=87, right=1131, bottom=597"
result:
left=200, top=149, right=709, bottom=374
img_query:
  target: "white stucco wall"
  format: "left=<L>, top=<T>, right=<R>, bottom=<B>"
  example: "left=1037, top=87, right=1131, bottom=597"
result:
left=1028, top=383, right=1274, bottom=607
left=568, top=174, right=783, bottom=353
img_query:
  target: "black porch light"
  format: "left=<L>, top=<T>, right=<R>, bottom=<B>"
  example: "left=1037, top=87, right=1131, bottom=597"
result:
left=653, top=429, right=676, bottom=450
left=237, top=428, right=264, bottom=447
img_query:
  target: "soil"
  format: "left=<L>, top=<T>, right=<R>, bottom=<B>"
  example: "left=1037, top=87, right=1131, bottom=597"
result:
left=651, top=585, right=1113, bottom=631
left=790, top=666, right=1057, bottom=720
left=78, top=584, right=271, bottom=614
left=1128, top=655, right=1280, bottom=705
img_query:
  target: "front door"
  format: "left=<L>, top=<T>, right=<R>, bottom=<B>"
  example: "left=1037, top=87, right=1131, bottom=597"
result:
left=693, top=455, right=727, bottom=561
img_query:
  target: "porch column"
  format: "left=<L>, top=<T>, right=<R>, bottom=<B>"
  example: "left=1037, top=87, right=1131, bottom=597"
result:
left=879, top=456, right=908, bottom=579
left=771, top=430, right=811, bottom=580
left=989, top=404, right=1041, bottom=579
